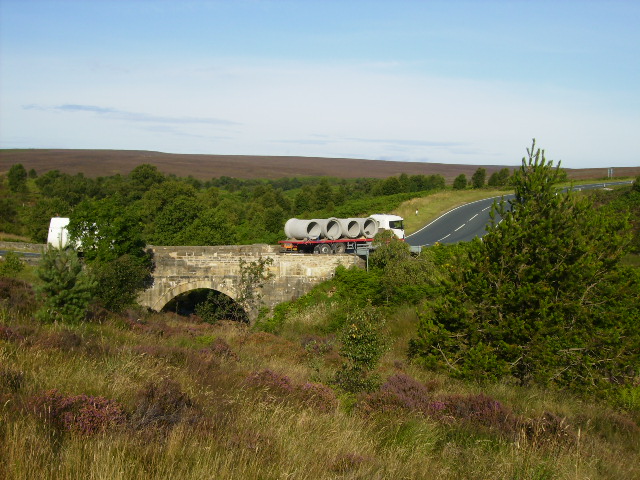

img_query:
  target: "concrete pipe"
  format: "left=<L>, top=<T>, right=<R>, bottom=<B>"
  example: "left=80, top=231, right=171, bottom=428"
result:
left=284, top=218, right=322, bottom=240
left=339, top=218, right=362, bottom=239
left=361, top=217, right=379, bottom=238
left=314, top=217, right=343, bottom=240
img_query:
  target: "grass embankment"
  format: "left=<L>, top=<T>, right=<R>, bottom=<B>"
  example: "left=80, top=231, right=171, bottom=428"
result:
left=1, top=274, right=638, bottom=479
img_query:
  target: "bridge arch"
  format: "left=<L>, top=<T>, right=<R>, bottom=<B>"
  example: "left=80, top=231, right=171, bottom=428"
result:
left=137, top=245, right=365, bottom=322
left=150, top=279, right=239, bottom=313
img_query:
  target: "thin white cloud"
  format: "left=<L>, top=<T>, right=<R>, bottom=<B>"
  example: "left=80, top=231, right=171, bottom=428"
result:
left=23, top=104, right=240, bottom=126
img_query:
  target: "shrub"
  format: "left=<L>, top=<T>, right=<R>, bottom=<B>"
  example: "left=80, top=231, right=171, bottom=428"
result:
left=333, top=308, right=386, bottom=393
left=38, top=329, right=83, bottom=351
left=89, top=254, right=151, bottom=313
left=195, top=290, right=247, bottom=324
left=520, top=411, right=576, bottom=446
left=440, top=393, right=516, bottom=433
left=28, top=389, right=126, bottom=435
left=245, top=369, right=294, bottom=396
left=0, top=252, right=24, bottom=277
left=297, top=382, right=338, bottom=412
left=452, top=174, right=467, bottom=190
left=359, top=374, right=441, bottom=415
left=301, top=334, right=336, bottom=356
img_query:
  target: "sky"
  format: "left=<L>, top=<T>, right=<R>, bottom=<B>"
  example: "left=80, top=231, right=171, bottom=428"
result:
left=1, top=0, right=639, bottom=169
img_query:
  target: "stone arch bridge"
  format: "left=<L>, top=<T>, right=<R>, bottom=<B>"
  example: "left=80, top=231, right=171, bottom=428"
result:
left=137, top=245, right=364, bottom=321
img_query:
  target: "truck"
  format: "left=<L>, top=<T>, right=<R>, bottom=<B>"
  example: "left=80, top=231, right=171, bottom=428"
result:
left=279, top=214, right=406, bottom=254
left=47, top=217, right=72, bottom=249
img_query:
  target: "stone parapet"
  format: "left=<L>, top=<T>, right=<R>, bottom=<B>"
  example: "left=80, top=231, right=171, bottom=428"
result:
left=0, top=241, right=46, bottom=252
left=139, top=244, right=364, bottom=321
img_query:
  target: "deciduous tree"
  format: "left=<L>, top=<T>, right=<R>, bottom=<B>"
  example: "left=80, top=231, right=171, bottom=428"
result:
left=7, top=164, right=28, bottom=193
left=453, top=174, right=467, bottom=190
left=471, top=167, right=486, bottom=188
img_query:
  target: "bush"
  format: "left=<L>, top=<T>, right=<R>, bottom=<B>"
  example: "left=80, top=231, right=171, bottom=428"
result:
left=0, top=252, right=24, bottom=277
left=89, top=254, right=151, bottom=313
left=28, top=389, right=126, bottom=435
left=333, top=308, right=386, bottom=393
left=195, top=290, right=247, bottom=324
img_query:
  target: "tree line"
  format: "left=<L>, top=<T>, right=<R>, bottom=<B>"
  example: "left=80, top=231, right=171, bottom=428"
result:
left=1, top=163, right=515, bottom=247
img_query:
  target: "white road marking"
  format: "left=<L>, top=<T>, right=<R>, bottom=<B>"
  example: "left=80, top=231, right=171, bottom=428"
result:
left=454, top=224, right=465, bottom=232
left=469, top=214, right=478, bottom=221
left=437, top=234, right=451, bottom=242
left=482, top=206, right=491, bottom=212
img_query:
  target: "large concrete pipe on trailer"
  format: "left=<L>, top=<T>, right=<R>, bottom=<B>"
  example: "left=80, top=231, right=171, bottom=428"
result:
left=279, top=214, right=404, bottom=254
left=316, top=217, right=343, bottom=240
left=284, top=219, right=322, bottom=240
left=359, top=217, right=379, bottom=238
left=338, top=218, right=362, bottom=239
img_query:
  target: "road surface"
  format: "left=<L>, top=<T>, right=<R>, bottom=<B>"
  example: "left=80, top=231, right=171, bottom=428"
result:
left=406, top=181, right=632, bottom=247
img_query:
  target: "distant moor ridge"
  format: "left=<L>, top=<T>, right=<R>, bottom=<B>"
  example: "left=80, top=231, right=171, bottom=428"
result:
left=1, top=149, right=639, bottom=181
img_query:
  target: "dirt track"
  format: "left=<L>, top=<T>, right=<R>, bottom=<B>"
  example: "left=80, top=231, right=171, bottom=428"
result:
left=1, top=149, right=638, bottom=182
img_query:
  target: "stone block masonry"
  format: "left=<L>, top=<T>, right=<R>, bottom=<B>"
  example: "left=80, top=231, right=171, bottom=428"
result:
left=138, top=244, right=364, bottom=321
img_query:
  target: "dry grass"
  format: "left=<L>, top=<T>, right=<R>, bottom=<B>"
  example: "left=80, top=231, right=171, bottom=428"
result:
left=1, top=300, right=638, bottom=480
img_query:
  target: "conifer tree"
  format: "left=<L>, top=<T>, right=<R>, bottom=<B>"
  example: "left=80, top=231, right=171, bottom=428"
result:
left=410, top=140, right=640, bottom=393
left=36, top=248, right=96, bottom=323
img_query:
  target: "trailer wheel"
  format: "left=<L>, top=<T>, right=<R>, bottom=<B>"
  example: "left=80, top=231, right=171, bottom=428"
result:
left=315, top=243, right=332, bottom=254
left=332, top=243, right=346, bottom=254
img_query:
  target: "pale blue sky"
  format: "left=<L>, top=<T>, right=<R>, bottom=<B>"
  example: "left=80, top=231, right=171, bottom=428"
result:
left=1, top=0, right=639, bottom=168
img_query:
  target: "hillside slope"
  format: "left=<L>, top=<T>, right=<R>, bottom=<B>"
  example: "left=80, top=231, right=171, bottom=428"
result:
left=3, top=149, right=638, bottom=181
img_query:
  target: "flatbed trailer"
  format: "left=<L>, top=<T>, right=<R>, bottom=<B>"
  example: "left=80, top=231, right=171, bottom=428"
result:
left=279, top=238, right=374, bottom=254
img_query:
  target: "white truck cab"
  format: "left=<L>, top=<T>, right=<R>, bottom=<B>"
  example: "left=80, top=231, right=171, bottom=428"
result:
left=369, top=214, right=405, bottom=239
left=47, top=217, right=71, bottom=249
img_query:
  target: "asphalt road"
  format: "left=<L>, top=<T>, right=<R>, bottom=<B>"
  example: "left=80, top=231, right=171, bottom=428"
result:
left=0, top=250, right=41, bottom=259
left=406, top=181, right=633, bottom=247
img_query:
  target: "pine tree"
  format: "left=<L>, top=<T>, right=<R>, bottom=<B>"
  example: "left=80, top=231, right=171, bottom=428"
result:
left=36, top=248, right=96, bottom=323
left=410, top=140, right=640, bottom=394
